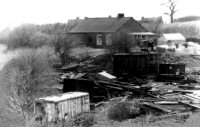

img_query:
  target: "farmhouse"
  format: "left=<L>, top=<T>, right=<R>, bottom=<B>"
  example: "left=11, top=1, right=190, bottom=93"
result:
left=69, top=13, right=148, bottom=48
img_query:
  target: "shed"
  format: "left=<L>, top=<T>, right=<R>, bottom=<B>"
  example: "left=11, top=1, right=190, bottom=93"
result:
left=158, top=33, right=186, bottom=46
left=34, top=92, right=90, bottom=122
left=113, top=52, right=159, bottom=76
left=159, top=63, right=185, bottom=75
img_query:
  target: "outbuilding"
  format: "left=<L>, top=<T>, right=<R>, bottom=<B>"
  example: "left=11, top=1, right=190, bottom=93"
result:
left=158, top=33, right=186, bottom=47
left=34, top=92, right=90, bottom=122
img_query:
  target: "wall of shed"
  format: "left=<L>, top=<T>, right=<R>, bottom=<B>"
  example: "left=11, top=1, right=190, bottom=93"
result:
left=57, top=95, right=90, bottom=119
left=113, top=53, right=159, bottom=76
left=43, top=94, right=90, bottom=122
left=63, top=79, right=95, bottom=102
left=45, top=103, right=56, bottom=122
left=159, top=63, right=185, bottom=75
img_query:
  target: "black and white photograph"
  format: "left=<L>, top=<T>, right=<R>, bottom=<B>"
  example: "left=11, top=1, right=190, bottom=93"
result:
left=0, top=0, right=200, bottom=126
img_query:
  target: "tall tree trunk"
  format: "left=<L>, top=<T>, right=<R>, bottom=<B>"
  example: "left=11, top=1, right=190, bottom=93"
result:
left=171, top=15, right=174, bottom=23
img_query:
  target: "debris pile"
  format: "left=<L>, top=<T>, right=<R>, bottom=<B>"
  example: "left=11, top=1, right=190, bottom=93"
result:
left=59, top=53, right=200, bottom=120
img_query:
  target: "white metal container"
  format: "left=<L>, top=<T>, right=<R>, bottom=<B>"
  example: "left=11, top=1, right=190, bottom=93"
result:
left=34, top=92, right=90, bottom=122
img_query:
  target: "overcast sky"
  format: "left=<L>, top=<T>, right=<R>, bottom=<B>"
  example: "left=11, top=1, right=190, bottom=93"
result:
left=0, top=0, right=199, bottom=30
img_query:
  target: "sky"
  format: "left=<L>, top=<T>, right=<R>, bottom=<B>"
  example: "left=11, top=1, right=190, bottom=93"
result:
left=0, top=0, right=200, bottom=31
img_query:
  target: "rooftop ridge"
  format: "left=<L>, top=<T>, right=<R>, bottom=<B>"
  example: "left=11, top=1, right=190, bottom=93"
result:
left=84, top=17, right=132, bottom=19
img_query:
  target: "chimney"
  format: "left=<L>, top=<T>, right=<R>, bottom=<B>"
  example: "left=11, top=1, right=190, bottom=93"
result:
left=108, top=15, right=112, bottom=18
left=117, top=13, right=124, bottom=18
left=141, top=16, right=144, bottom=20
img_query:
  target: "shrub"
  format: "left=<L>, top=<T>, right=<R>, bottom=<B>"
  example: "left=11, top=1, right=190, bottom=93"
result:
left=1, top=48, right=60, bottom=127
left=29, top=32, right=53, bottom=48
left=75, top=112, right=95, bottom=127
left=63, top=112, right=95, bottom=127
left=108, top=32, right=131, bottom=54
left=186, top=37, right=200, bottom=44
left=7, top=24, right=38, bottom=49
left=36, top=46, right=60, bottom=68
left=107, top=101, right=141, bottom=121
left=6, top=24, right=55, bottom=50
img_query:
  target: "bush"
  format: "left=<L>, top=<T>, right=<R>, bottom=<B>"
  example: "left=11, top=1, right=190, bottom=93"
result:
left=1, top=48, right=60, bottom=126
left=7, top=24, right=39, bottom=49
left=74, top=112, right=95, bottom=127
left=36, top=46, right=60, bottom=68
left=107, top=101, right=141, bottom=121
left=62, top=112, right=95, bottom=127
left=108, top=32, right=131, bottom=54
left=186, top=37, right=200, bottom=44
left=6, top=24, right=55, bottom=50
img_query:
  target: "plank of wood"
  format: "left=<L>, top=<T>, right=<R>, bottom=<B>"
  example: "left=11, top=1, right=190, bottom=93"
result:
left=173, top=90, right=193, bottom=94
left=180, top=101, right=200, bottom=109
left=112, top=81, right=135, bottom=86
left=100, top=85, right=123, bottom=90
left=99, top=81, right=141, bottom=90
left=154, top=101, right=179, bottom=105
left=183, top=94, right=200, bottom=102
left=143, top=102, right=173, bottom=113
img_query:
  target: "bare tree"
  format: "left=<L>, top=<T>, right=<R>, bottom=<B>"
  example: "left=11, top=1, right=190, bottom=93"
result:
left=52, top=33, right=73, bottom=66
left=108, top=32, right=131, bottom=54
left=162, top=0, right=178, bottom=23
left=3, top=49, right=59, bottom=127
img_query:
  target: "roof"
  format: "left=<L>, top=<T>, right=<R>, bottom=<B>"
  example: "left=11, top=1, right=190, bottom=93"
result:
left=36, top=92, right=89, bottom=103
left=140, top=16, right=164, bottom=24
left=69, top=17, right=133, bottom=33
left=129, top=32, right=157, bottom=36
left=66, top=18, right=84, bottom=31
left=162, top=33, right=186, bottom=41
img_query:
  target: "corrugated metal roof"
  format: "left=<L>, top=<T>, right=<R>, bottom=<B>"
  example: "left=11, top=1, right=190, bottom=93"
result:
left=69, top=17, right=132, bottom=33
left=36, top=92, right=89, bottom=103
left=162, top=33, right=185, bottom=41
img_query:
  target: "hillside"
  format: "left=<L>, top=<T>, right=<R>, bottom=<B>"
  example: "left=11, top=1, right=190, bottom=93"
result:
left=175, top=16, right=200, bottom=23
left=159, top=20, right=200, bottom=38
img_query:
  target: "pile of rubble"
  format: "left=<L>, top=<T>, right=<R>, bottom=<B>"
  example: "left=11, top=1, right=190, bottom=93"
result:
left=61, top=69, right=200, bottom=114
left=58, top=54, right=200, bottom=117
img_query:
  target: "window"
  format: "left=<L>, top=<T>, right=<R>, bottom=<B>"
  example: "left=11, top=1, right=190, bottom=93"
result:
left=106, top=34, right=112, bottom=45
left=96, top=35, right=102, bottom=45
left=88, top=37, right=92, bottom=43
left=134, top=35, right=138, bottom=39
left=141, top=35, right=145, bottom=39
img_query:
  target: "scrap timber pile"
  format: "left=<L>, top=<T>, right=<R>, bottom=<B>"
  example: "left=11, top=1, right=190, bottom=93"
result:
left=63, top=71, right=200, bottom=111
left=59, top=54, right=200, bottom=117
